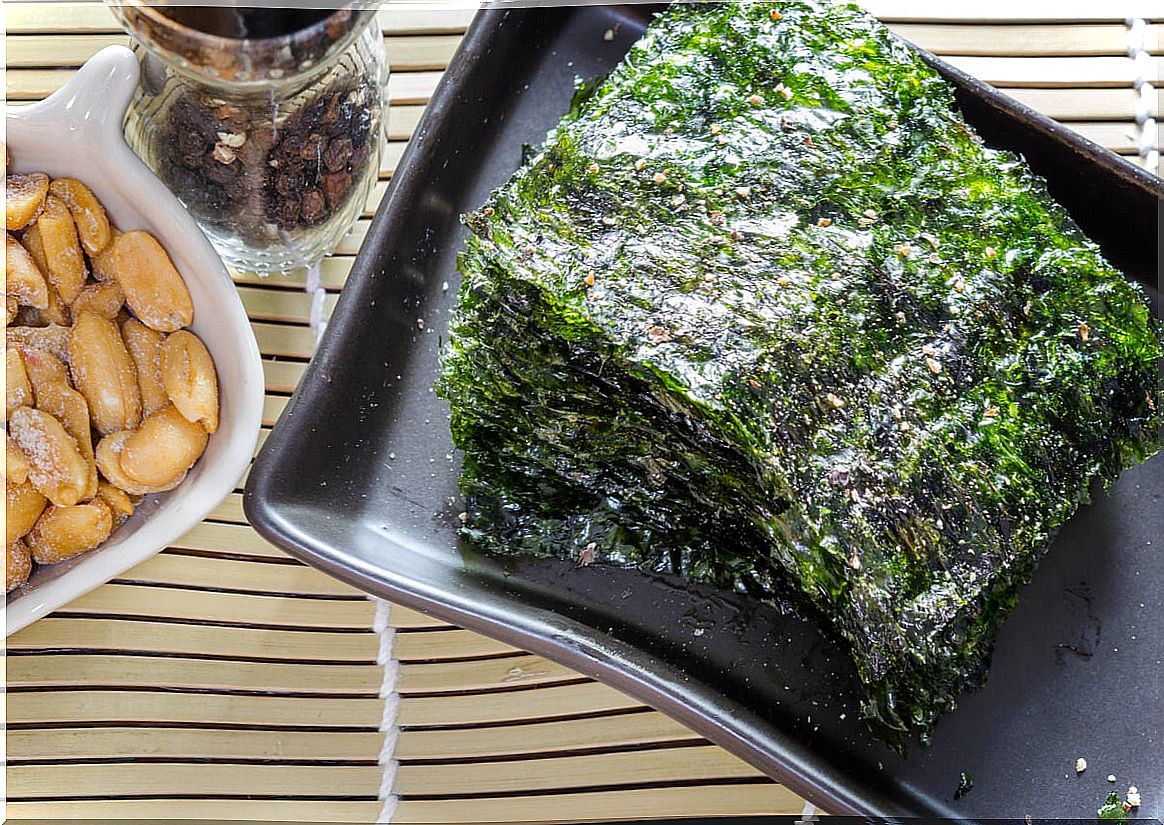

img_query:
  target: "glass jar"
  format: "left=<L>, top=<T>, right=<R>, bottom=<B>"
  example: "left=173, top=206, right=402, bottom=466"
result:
left=114, top=3, right=387, bottom=274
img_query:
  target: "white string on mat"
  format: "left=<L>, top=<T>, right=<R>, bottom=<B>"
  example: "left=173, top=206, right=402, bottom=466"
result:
left=374, top=597, right=402, bottom=824
left=305, top=261, right=329, bottom=345
left=1127, top=16, right=1160, bottom=174
left=302, top=262, right=398, bottom=819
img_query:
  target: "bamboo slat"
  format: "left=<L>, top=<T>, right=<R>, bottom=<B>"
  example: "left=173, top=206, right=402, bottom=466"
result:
left=394, top=628, right=522, bottom=662
left=395, top=746, right=764, bottom=796
left=5, top=799, right=383, bottom=822
left=7, top=690, right=383, bottom=728
left=7, top=763, right=383, bottom=799
left=860, top=0, right=1160, bottom=24
left=50, top=583, right=376, bottom=629
left=7, top=617, right=380, bottom=662
left=398, top=682, right=643, bottom=727
left=111, top=553, right=365, bottom=597
left=395, top=711, right=698, bottom=761
left=886, top=22, right=1155, bottom=56
left=6, top=726, right=385, bottom=761
left=393, top=785, right=806, bottom=824
left=8, top=654, right=383, bottom=694
left=398, top=653, right=582, bottom=694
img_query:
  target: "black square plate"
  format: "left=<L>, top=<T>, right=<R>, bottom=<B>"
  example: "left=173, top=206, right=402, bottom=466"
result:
left=247, top=5, right=1163, bottom=817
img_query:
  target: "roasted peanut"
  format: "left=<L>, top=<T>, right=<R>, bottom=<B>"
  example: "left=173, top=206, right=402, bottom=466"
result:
left=49, top=177, right=111, bottom=256
left=120, top=405, right=208, bottom=490
left=6, top=323, right=71, bottom=362
left=121, top=318, right=168, bottom=416
left=6, top=479, right=47, bottom=543
left=18, top=344, right=70, bottom=393
left=70, top=279, right=125, bottom=322
left=33, top=379, right=98, bottom=501
left=6, top=172, right=49, bottom=230
left=8, top=406, right=90, bottom=507
left=6, top=295, right=18, bottom=325
left=95, top=430, right=177, bottom=496
left=34, top=195, right=87, bottom=304
left=6, top=233, right=50, bottom=309
left=27, top=499, right=113, bottom=564
left=7, top=538, right=32, bottom=591
left=162, top=330, right=219, bottom=433
left=69, top=311, right=142, bottom=435
left=103, top=231, right=193, bottom=332
left=90, top=229, right=123, bottom=282
left=6, top=433, right=31, bottom=485
left=6, top=345, right=32, bottom=419
left=95, top=481, right=134, bottom=525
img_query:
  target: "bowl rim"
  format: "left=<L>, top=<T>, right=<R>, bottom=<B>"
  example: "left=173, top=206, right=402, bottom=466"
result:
left=5, top=46, right=265, bottom=635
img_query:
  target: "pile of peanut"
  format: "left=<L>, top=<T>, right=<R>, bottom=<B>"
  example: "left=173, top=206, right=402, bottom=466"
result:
left=6, top=147, right=220, bottom=592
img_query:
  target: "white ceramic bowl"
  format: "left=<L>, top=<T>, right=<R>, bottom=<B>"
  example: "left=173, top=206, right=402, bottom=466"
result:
left=5, top=46, right=265, bottom=634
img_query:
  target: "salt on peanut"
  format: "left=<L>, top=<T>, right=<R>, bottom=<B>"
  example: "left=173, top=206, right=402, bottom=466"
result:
left=6, top=233, right=50, bottom=309
left=95, top=481, right=135, bottom=526
left=5, top=296, right=18, bottom=326
left=33, top=379, right=99, bottom=502
left=8, top=406, right=90, bottom=507
left=102, top=230, right=194, bottom=332
left=121, top=318, right=169, bottom=416
left=5, top=172, right=49, bottom=230
left=27, top=499, right=113, bottom=565
left=7, top=539, right=33, bottom=592
left=31, top=195, right=87, bottom=304
left=70, top=279, right=125, bottom=322
left=69, top=311, right=143, bottom=435
left=95, top=431, right=172, bottom=496
left=18, top=343, right=70, bottom=394
left=49, top=177, right=112, bottom=257
left=6, top=346, right=33, bottom=419
left=162, top=329, right=219, bottom=433
left=6, top=479, right=47, bottom=543
left=6, top=434, right=31, bottom=485
left=120, top=405, right=208, bottom=490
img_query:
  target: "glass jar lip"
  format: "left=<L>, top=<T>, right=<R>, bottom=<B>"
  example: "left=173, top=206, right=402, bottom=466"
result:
left=111, top=1, right=379, bottom=84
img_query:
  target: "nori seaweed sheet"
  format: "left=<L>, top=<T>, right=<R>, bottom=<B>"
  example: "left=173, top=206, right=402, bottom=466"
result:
left=437, top=0, right=1164, bottom=749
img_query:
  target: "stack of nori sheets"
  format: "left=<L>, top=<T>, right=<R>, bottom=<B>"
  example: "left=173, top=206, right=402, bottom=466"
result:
left=437, top=1, right=1163, bottom=747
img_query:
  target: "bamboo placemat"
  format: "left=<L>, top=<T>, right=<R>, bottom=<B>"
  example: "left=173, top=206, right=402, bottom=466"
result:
left=5, top=3, right=1160, bottom=822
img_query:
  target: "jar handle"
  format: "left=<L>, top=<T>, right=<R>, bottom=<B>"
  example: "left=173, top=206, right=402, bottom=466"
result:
left=6, top=45, right=140, bottom=146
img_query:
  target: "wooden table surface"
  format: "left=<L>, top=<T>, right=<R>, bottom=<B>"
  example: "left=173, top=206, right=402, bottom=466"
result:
left=5, top=2, right=1160, bottom=822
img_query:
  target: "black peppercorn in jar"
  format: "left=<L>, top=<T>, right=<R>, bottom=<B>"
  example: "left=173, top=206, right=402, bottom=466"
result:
left=115, top=2, right=387, bottom=274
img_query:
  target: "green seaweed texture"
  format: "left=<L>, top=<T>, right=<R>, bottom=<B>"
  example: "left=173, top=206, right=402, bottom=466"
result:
left=437, top=0, right=1163, bottom=750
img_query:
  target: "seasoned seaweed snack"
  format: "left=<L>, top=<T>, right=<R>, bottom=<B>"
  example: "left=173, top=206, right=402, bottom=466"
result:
left=438, top=1, right=1164, bottom=749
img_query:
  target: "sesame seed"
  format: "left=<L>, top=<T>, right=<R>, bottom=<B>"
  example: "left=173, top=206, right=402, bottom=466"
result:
left=710, top=123, right=722, bottom=135
left=1078, top=322, right=1090, bottom=342
left=602, top=216, right=616, bottom=227
left=653, top=171, right=668, bottom=184
left=1075, top=758, right=1087, bottom=773
left=894, top=242, right=912, bottom=257
left=634, top=158, right=647, bottom=171
left=817, top=218, right=832, bottom=227
left=825, top=392, right=845, bottom=409
left=584, top=273, right=595, bottom=288
left=777, top=275, right=791, bottom=286
left=926, top=357, right=943, bottom=375
left=985, top=246, right=998, bottom=259
left=735, top=186, right=752, bottom=198
left=746, top=94, right=764, bottom=106
left=770, top=9, right=783, bottom=20
left=587, top=162, right=600, bottom=174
